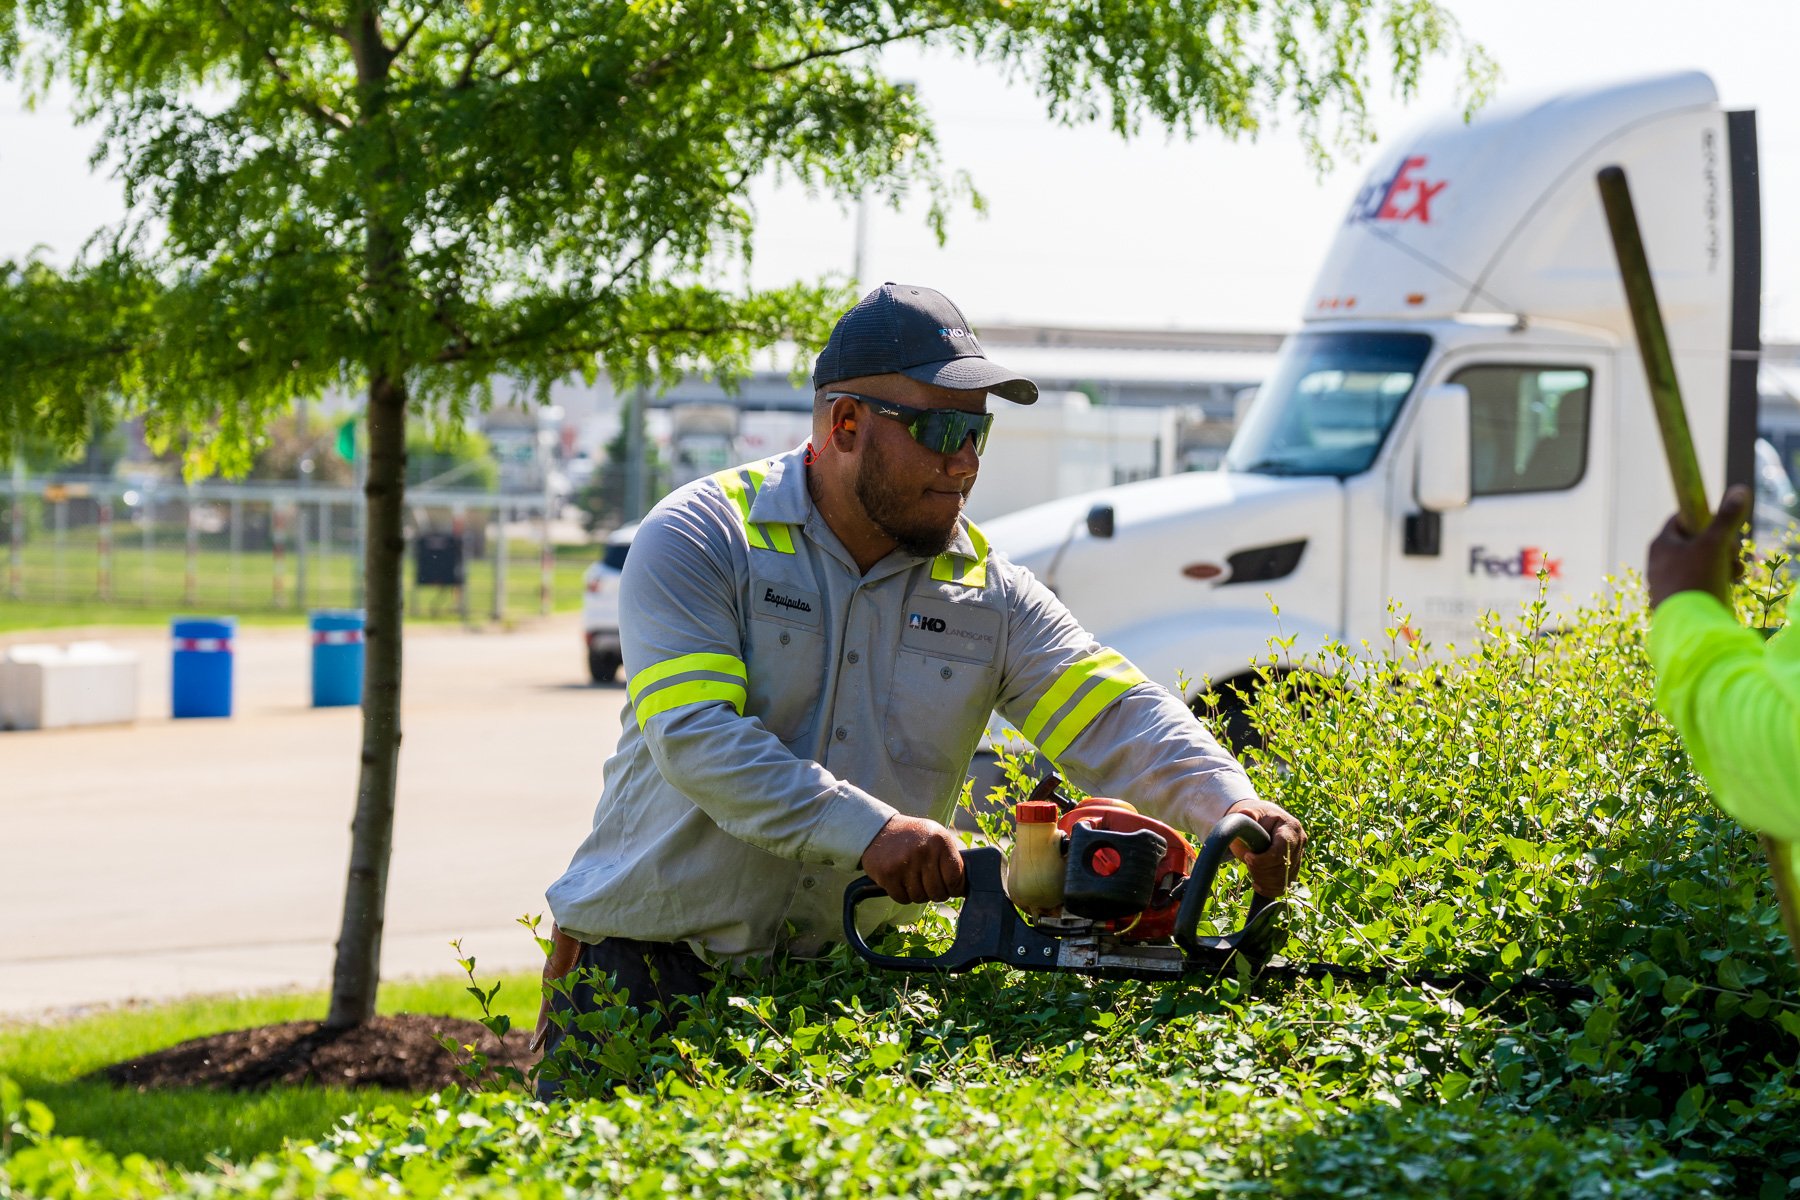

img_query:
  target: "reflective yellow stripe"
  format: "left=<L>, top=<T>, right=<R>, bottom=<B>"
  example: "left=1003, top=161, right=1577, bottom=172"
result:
left=635, top=679, right=748, bottom=728
left=715, top=469, right=753, bottom=520
left=931, top=520, right=989, bottom=587
left=762, top=521, right=795, bottom=553
left=1038, top=663, right=1148, bottom=761
left=711, top=461, right=795, bottom=555
left=627, top=652, right=747, bottom=705
left=1021, top=650, right=1148, bottom=759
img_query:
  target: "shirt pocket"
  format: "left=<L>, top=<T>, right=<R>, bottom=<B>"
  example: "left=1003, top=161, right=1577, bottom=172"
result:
left=744, top=575, right=828, bottom=748
left=882, top=596, right=1002, bottom=773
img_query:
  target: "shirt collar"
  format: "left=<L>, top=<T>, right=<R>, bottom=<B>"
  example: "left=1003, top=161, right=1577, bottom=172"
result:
left=749, top=441, right=980, bottom=563
left=746, top=443, right=814, bottom=527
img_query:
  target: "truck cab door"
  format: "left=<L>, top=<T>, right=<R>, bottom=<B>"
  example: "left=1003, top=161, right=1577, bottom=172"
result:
left=1381, top=355, right=1610, bottom=649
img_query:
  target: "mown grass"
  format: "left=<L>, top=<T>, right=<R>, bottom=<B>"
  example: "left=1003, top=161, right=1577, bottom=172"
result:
left=0, top=971, right=540, bottom=1171
left=0, top=539, right=594, bottom=633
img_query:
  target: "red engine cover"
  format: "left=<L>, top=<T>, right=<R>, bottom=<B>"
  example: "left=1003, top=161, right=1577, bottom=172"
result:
left=1057, top=798, right=1196, bottom=941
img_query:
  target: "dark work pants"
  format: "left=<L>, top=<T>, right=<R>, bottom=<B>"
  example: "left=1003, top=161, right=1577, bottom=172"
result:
left=533, top=935, right=714, bottom=1100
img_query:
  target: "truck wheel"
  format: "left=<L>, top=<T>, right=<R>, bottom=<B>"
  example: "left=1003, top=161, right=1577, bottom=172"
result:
left=1196, top=671, right=1322, bottom=759
left=588, top=649, right=621, bottom=684
left=1195, top=679, right=1262, bottom=756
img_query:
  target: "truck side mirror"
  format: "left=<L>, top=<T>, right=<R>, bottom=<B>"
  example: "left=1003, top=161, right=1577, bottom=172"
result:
left=1086, top=503, right=1115, bottom=539
left=1414, top=384, right=1472, bottom=511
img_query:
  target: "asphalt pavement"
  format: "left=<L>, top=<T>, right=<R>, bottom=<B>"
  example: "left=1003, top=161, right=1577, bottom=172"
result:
left=0, top=615, right=618, bottom=1022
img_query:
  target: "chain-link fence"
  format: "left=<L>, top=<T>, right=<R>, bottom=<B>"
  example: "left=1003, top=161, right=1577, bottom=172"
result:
left=0, top=476, right=578, bottom=621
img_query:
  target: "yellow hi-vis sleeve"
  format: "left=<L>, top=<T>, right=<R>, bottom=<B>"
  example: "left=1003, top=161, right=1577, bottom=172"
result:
left=1650, top=590, right=1800, bottom=843
left=628, top=652, right=748, bottom=728
left=1020, top=649, right=1150, bottom=762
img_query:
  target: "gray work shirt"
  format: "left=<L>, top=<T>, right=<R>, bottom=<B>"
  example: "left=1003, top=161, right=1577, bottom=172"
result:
left=546, top=445, right=1258, bottom=959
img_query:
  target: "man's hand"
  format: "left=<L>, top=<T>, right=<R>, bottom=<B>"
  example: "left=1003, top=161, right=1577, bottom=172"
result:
left=1224, top=797, right=1306, bottom=897
left=1647, top=484, right=1751, bottom=608
left=860, top=814, right=966, bottom=905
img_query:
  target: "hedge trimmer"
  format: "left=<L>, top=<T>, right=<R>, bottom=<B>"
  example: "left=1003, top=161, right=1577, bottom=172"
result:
left=844, top=784, right=1590, bottom=999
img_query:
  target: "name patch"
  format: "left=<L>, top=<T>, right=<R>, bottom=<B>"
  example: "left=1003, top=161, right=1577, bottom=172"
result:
left=752, top=577, right=822, bottom=628
left=900, top=595, right=1000, bottom=664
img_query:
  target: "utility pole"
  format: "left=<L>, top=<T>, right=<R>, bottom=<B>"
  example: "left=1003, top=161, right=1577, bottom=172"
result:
left=626, top=383, right=649, bottom=522
left=296, top=397, right=310, bottom=611
left=7, top=453, right=22, bottom=600
left=852, top=193, right=869, bottom=292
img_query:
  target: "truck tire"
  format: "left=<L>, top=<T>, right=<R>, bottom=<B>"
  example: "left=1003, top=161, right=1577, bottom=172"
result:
left=588, top=648, right=621, bottom=684
left=1195, top=678, right=1262, bottom=756
left=1196, top=670, right=1321, bottom=759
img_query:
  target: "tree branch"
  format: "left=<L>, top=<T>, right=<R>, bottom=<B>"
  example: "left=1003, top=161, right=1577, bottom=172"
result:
left=388, top=2, right=442, bottom=63
left=629, top=27, right=704, bottom=89
left=753, top=22, right=957, bottom=73
left=214, top=0, right=353, bottom=132
left=432, top=322, right=771, bottom=367
left=290, top=6, right=352, bottom=41
left=481, top=28, right=591, bottom=85
left=453, top=23, right=501, bottom=89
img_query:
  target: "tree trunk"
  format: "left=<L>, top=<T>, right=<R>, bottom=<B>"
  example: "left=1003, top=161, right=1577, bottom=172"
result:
left=326, top=369, right=407, bottom=1027
left=327, top=3, right=405, bottom=1030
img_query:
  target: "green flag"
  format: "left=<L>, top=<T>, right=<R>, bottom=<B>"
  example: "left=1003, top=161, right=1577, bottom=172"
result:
left=335, top=417, right=357, bottom=462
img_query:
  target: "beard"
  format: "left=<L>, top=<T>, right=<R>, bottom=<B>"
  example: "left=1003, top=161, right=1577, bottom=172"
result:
left=854, top=433, right=964, bottom=558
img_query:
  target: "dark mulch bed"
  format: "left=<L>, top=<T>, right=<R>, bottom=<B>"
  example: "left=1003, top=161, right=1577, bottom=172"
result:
left=94, top=1014, right=534, bottom=1093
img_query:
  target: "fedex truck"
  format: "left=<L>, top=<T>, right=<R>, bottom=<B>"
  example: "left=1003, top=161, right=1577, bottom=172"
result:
left=983, top=71, right=1763, bottom=712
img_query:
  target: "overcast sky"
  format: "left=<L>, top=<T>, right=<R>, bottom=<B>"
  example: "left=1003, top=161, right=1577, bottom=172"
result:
left=3, top=1, right=1796, bottom=338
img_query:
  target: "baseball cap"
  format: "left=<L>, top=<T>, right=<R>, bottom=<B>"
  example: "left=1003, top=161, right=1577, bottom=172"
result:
left=812, top=283, right=1038, bottom=405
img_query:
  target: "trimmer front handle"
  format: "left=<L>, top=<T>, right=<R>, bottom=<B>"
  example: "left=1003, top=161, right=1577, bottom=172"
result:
left=1173, top=812, right=1287, bottom=962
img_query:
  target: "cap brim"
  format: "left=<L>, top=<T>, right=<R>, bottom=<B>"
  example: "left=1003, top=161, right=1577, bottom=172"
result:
left=900, top=357, right=1039, bottom=405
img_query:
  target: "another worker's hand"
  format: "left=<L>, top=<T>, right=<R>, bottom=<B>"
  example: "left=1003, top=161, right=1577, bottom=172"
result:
left=1224, top=797, right=1306, bottom=898
left=860, top=814, right=967, bottom=905
left=1647, top=484, right=1751, bottom=608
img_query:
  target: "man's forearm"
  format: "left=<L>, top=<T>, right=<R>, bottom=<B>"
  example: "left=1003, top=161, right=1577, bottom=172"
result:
left=645, top=702, right=897, bottom=870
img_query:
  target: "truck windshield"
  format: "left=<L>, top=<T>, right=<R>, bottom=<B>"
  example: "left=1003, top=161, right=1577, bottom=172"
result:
left=1224, top=331, right=1433, bottom=477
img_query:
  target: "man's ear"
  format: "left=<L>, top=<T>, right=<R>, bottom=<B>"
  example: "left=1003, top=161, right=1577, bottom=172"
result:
left=830, top=394, right=860, bottom=445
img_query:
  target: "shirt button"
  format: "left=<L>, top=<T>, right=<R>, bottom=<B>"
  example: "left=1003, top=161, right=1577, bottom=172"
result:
left=941, top=666, right=953, bottom=680
left=835, top=726, right=848, bottom=741
left=780, top=631, right=791, bottom=645
left=802, top=877, right=817, bottom=890
left=847, top=650, right=860, bottom=664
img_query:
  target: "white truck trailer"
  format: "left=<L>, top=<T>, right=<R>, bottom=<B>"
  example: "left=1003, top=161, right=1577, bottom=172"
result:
left=983, top=71, right=1762, bottom=710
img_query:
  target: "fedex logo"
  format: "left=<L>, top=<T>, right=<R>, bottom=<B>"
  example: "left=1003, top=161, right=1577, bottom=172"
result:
left=1468, top=545, right=1562, bottom=580
left=1347, top=155, right=1446, bottom=224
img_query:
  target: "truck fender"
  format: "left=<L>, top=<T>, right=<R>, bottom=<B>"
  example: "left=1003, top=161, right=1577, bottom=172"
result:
left=1102, top=608, right=1341, bottom=702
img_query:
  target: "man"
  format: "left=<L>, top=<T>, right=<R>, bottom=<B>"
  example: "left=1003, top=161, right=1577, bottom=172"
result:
left=537, top=283, right=1305, bottom=1079
left=1648, top=484, right=1800, bottom=839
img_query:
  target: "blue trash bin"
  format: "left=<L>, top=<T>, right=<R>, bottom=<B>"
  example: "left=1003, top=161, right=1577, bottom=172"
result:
left=310, top=610, right=365, bottom=708
left=171, top=617, right=235, bottom=719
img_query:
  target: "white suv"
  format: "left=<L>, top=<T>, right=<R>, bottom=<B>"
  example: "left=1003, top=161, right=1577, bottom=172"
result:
left=581, top=523, right=637, bottom=683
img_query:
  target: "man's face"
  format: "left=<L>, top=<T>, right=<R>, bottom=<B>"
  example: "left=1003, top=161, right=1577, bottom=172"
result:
left=841, top=375, right=987, bottom=559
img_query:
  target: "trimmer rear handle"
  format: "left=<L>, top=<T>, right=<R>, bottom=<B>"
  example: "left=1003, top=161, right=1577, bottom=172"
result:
left=842, top=846, right=1062, bottom=973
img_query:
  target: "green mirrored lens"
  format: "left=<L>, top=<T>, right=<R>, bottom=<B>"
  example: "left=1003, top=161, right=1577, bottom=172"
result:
left=915, top=410, right=993, bottom=455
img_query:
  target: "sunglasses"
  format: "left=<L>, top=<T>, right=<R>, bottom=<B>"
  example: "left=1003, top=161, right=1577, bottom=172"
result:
left=825, top=392, right=995, bottom=456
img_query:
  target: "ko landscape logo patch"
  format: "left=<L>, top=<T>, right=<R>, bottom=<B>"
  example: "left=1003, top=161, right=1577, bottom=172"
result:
left=902, top=597, right=1001, bottom=664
